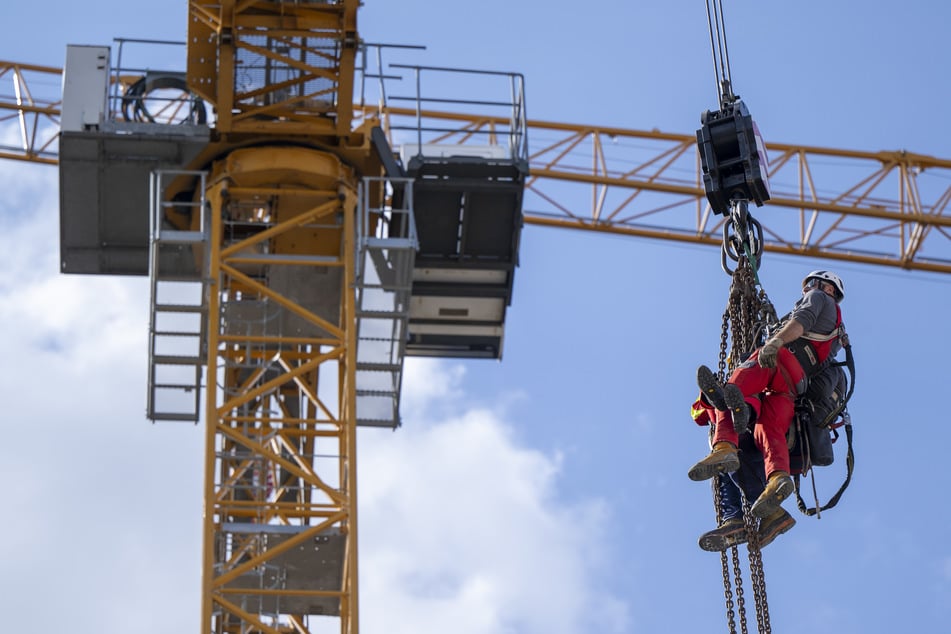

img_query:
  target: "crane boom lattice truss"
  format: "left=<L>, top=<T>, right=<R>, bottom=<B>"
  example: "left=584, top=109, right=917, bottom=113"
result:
left=371, top=106, right=951, bottom=274
left=4, top=66, right=951, bottom=273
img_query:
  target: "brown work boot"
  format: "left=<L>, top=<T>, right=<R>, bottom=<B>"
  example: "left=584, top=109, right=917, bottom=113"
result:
left=750, top=471, right=795, bottom=518
left=757, top=508, right=796, bottom=548
left=687, top=442, right=739, bottom=481
left=698, top=517, right=748, bottom=552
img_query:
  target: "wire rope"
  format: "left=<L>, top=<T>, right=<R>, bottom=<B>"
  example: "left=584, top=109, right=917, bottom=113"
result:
left=704, top=0, right=736, bottom=106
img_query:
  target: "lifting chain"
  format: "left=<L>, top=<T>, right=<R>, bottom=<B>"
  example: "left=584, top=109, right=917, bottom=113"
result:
left=732, top=542, right=750, bottom=634
left=744, top=502, right=771, bottom=634
left=716, top=261, right=777, bottom=380
left=713, top=484, right=739, bottom=633
left=713, top=478, right=752, bottom=634
left=713, top=257, right=779, bottom=633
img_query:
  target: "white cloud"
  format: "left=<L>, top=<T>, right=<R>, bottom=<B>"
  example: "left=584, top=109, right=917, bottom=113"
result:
left=358, top=360, right=629, bottom=634
left=0, top=161, right=202, bottom=633
left=0, top=182, right=150, bottom=379
left=397, top=357, right=467, bottom=415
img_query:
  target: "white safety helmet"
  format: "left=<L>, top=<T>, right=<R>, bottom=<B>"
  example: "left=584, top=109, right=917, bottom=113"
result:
left=802, top=270, right=844, bottom=302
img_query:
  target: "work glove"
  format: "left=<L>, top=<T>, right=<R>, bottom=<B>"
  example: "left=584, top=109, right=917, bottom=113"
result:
left=758, top=336, right=784, bottom=368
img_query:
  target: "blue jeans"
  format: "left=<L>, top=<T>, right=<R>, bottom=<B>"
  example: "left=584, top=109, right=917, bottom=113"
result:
left=718, top=433, right=767, bottom=521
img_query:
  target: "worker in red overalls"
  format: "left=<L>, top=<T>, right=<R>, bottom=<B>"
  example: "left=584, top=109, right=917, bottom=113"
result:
left=687, top=270, right=845, bottom=530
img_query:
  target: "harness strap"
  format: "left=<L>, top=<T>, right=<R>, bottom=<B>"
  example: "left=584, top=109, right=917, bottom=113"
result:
left=794, top=423, right=854, bottom=516
left=793, top=341, right=856, bottom=515
left=800, top=324, right=844, bottom=343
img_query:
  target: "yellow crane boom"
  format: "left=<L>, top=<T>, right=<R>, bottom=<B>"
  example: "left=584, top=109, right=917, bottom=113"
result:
left=5, top=63, right=950, bottom=274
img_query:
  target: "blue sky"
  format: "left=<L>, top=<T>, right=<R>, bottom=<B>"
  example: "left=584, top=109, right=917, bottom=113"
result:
left=2, top=1, right=951, bottom=632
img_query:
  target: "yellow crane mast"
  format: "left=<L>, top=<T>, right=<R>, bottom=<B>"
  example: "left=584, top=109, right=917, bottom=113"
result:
left=184, top=2, right=369, bottom=632
left=184, top=4, right=364, bottom=630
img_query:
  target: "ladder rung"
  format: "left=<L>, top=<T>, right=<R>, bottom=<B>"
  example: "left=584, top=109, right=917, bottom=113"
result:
left=356, top=362, right=402, bottom=372
left=154, top=274, right=204, bottom=282
left=364, top=236, right=417, bottom=249
left=357, top=418, right=400, bottom=428
left=153, top=382, right=201, bottom=390
left=152, top=355, right=203, bottom=366
left=150, top=412, right=199, bottom=422
left=155, top=303, right=206, bottom=313
left=155, top=230, right=206, bottom=244
left=356, top=389, right=397, bottom=397
left=154, top=330, right=202, bottom=337
left=357, top=309, right=410, bottom=318
left=357, top=336, right=403, bottom=344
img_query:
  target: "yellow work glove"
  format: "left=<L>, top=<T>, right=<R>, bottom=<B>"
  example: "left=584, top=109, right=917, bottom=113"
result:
left=758, top=336, right=784, bottom=368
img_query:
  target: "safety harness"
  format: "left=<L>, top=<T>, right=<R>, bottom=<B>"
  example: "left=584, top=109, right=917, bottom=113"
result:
left=784, top=304, right=843, bottom=378
left=789, top=329, right=857, bottom=517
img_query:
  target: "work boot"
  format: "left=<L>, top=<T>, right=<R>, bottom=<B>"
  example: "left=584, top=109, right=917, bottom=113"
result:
left=723, top=384, right=750, bottom=434
left=697, top=365, right=750, bottom=433
left=757, top=508, right=796, bottom=548
left=750, top=471, right=795, bottom=518
left=698, top=517, right=748, bottom=552
left=697, top=365, right=727, bottom=410
left=687, top=442, right=739, bottom=481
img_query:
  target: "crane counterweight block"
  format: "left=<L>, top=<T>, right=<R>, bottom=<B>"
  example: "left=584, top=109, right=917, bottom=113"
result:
left=696, top=99, right=771, bottom=216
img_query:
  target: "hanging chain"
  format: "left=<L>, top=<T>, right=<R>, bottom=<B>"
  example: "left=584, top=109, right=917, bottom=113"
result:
left=713, top=482, right=739, bottom=634
left=717, top=262, right=776, bottom=381
left=744, top=502, right=770, bottom=633
left=713, top=257, right=779, bottom=633
left=732, top=544, right=749, bottom=634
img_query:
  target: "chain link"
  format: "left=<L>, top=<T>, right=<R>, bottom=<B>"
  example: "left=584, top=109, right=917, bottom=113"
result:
left=713, top=482, right=738, bottom=634
left=714, top=257, right=778, bottom=633
left=732, top=544, right=749, bottom=634
left=745, top=503, right=770, bottom=633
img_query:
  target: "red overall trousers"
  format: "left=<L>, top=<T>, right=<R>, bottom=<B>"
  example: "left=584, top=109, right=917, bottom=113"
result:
left=711, top=347, right=805, bottom=477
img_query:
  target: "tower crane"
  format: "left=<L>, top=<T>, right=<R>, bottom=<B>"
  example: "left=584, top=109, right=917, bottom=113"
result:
left=1, top=3, right=951, bottom=633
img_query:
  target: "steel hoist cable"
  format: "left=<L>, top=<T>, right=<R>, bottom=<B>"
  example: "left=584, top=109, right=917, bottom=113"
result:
left=704, top=0, right=737, bottom=108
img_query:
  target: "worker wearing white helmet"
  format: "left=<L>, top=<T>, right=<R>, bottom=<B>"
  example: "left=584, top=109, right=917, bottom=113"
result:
left=687, top=269, right=846, bottom=543
left=801, top=269, right=844, bottom=303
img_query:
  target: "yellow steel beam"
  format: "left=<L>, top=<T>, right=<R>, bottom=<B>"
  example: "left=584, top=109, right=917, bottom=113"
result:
left=3, top=63, right=951, bottom=273
left=186, top=0, right=356, bottom=140
left=371, top=105, right=951, bottom=274
left=0, top=60, right=61, bottom=164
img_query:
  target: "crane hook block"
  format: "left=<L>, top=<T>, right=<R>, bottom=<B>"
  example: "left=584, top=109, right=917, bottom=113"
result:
left=696, top=99, right=771, bottom=216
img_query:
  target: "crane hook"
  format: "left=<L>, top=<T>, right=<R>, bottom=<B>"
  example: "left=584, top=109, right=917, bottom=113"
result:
left=720, top=199, right=764, bottom=277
